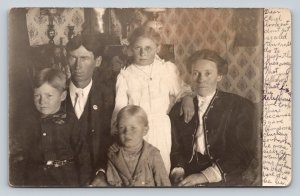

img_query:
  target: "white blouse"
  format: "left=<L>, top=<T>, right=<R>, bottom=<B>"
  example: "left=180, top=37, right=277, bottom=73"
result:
left=111, top=56, right=189, bottom=134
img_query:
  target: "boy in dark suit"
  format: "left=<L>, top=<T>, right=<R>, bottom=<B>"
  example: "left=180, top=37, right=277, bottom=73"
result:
left=19, top=68, right=91, bottom=186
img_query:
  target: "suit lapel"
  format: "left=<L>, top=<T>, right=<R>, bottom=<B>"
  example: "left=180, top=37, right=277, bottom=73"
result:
left=88, top=81, right=102, bottom=128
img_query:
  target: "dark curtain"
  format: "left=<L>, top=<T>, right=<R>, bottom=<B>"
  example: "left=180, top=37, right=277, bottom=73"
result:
left=9, top=8, right=34, bottom=186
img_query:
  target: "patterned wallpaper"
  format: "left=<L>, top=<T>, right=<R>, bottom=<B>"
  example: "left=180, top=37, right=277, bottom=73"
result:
left=158, top=8, right=263, bottom=103
left=26, top=8, right=84, bottom=46
left=25, top=8, right=263, bottom=103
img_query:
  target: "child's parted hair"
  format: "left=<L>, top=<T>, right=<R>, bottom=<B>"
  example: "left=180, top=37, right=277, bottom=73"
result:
left=33, top=68, right=67, bottom=92
left=186, top=49, right=228, bottom=75
left=128, top=26, right=162, bottom=46
left=116, top=105, right=149, bottom=128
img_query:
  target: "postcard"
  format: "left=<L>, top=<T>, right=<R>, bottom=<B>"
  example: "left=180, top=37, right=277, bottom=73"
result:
left=8, top=8, right=291, bottom=187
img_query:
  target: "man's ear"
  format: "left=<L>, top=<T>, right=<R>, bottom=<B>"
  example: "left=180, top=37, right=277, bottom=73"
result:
left=143, top=126, right=149, bottom=136
left=61, top=90, right=67, bottom=101
left=217, top=75, right=222, bottom=82
left=95, top=56, right=102, bottom=67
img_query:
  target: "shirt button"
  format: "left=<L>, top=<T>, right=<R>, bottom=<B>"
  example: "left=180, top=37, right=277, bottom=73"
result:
left=42, top=133, right=47, bottom=136
left=93, top=105, right=98, bottom=110
left=207, top=144, right=210, bottom=148
left=210, top=156, right=214, bottom=160
left=91, top=129, right=95, bottom=133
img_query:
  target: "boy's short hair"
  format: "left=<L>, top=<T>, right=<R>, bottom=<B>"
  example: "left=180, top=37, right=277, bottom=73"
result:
left=33, top=68, right=66, bottom=92
left=116, top=105, right=148, bottom=128
left=65, top=33, right=105, bottom=58
left=128, top=26, right=161, bottom=46
left=186, top=49, right=228, bottom=75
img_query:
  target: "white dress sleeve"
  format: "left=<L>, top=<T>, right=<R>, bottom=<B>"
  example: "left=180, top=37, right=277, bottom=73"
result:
left=111, top=70, right=129, bottom=135
left=165, top=62, right=193, bottom=104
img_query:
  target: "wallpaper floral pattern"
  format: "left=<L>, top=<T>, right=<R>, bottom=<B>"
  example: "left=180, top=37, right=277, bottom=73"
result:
left=25, top=8, right=263, bottom=103
left=158, top=8, right=263, bottom=103
left=26, top=8, right=84, bottom=46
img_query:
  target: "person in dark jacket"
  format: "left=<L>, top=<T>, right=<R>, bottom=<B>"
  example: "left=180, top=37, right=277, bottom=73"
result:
left=169, top=49, right=259, bottom=186
left=65, top=33, right=114, bottom=186
left=19, top=68, right=91, bottom=186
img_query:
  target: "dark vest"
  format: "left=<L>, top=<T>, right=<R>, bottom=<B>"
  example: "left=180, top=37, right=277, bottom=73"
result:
left=65, top=75, right=114, bottom=175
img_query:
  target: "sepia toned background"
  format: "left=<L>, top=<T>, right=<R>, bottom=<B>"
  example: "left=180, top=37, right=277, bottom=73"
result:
left=9, top=8, right=263, bottom=186
left=23, top=8, right=263, bottom=103
left=2, top=0, right=299, bottom=193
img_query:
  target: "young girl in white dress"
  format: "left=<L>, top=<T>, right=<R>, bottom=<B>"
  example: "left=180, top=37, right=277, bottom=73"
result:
left=111, top=26, right=193, bottom=173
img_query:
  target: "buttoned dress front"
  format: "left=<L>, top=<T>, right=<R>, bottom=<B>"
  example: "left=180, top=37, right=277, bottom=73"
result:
left=170, top=90, right=259, bottom=185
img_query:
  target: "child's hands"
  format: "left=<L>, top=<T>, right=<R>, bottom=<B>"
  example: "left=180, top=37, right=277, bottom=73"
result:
left=90, top=172, right=109, bottom=187
left=170, top=167, right=185, bottom=185
left=178, top=173, right=208, bottom=186
left=180, top=95, right=195, bottom=123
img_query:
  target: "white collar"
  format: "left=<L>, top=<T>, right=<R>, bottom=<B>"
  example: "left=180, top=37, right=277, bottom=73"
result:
left=69, top=79, right=93, bottom=96
left=197, top=90, right=216, bottom=104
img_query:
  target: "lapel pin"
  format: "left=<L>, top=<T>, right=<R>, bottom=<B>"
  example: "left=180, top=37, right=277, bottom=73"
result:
left=93, top=105, right=98, bottom=110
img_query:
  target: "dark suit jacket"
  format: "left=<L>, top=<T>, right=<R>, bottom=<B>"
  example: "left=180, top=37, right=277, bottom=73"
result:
left=169, top=90, right=259, bottom=185
left=66, top=70, right=115, bottom=180
left=19, top=110, right=91, bottom=186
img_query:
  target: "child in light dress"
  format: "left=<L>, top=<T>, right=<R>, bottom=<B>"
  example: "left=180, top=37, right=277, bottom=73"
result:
left=111, top=26, right=194, bottom=173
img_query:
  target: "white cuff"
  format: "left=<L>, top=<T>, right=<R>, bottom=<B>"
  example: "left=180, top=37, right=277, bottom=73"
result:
left=171, top=167, right=185, bottom=176
left=201, top=164, right=222, bottom=183
left=95, top=168, right=106, bottom=176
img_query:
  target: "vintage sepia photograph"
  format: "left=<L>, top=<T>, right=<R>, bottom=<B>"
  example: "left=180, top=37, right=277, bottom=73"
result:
left=9, top=7, right=288, bottom=187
